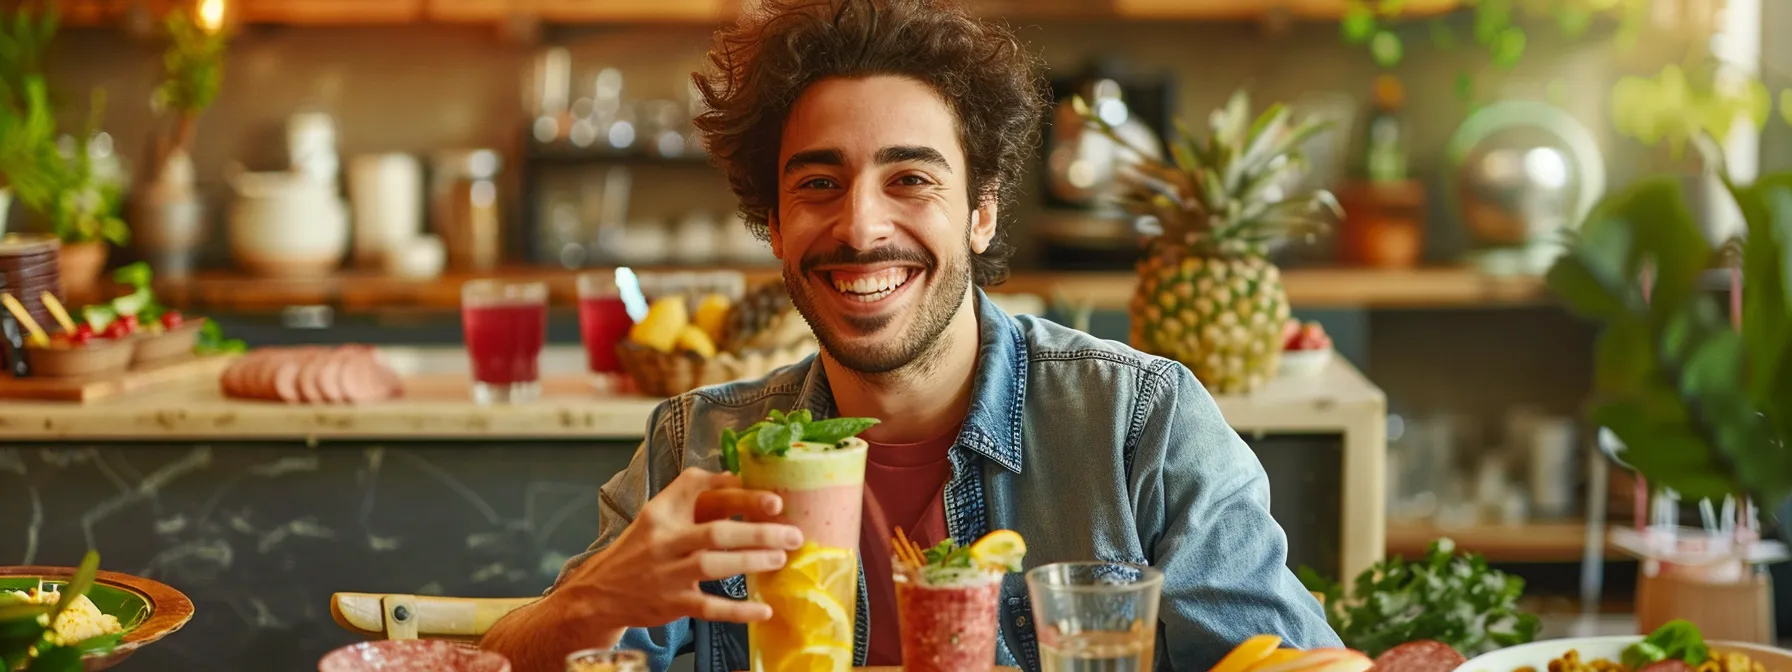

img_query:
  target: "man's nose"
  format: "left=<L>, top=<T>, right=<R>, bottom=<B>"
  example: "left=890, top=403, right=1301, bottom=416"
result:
left=832, top=181, right=896, bottom=250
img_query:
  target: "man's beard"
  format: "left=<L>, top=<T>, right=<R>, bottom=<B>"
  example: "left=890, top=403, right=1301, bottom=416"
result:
left=784, top=231, right=973, bottom=376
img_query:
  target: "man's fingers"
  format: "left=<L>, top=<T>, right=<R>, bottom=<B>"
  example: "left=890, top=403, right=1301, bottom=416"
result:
left=673, top=520, right=804, bottom=555
left=690, top=594, right=774, bottom=623
left=694, top=489, right=783, bottom=522
left=679, top=549, right=789, bottom=581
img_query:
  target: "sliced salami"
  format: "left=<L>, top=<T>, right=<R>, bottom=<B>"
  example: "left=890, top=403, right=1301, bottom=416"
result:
left=253, top=348, right=291, bottom=401
left=1370, top=641, right=1465, bottom=672
left=273, top=348, right=324, bottom=403
left=338, top=346, right=393, bottom=404
left=295, top=348, right=331, bottom=403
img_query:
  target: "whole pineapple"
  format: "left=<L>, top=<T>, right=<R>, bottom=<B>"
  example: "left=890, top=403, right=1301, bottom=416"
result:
left=1077, top=90, right=1338, bottom=394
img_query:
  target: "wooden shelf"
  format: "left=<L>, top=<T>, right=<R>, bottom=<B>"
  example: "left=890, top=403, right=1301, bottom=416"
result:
left=124, top=266, right=1552, bottom=314
left=1387, top=520, right=1624, bottom=563
left=1112, top=0, right=1460, bottom=20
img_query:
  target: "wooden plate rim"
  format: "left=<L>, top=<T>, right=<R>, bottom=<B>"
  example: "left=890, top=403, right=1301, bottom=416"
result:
left=0, top=565, right=196, bottom=651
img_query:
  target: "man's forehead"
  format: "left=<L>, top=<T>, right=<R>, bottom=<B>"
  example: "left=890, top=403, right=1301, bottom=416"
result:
left=779, top=75, right=963, bottom=165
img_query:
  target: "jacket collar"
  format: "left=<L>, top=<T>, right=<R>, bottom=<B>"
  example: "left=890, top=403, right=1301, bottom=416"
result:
left=793, top=288, right=1027, bottom=473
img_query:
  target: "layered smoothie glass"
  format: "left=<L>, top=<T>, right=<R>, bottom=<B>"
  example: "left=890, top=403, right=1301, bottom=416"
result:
left=723, top=409, right=878, bottom=672
left=892, top=529, right=1028, bottom=672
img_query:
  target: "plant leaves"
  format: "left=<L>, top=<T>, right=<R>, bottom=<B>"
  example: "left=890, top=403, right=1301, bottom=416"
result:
left=1546, top=257, right=1629, bottom=319
left=803, top=417, right=880, bottom=444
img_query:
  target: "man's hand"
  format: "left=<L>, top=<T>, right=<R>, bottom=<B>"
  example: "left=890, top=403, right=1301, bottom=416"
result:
left=548, top=467, right=803, bottom=631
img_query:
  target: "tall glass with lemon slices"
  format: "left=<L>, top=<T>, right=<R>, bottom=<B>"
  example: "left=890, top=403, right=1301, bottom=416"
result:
left=723, top=410, right=875, bottom=672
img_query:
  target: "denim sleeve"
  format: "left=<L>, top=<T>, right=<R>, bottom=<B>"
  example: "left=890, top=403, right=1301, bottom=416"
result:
left=1138, top=362, right=1341, bottom=670
left=545, top=399, right=697, bottom=671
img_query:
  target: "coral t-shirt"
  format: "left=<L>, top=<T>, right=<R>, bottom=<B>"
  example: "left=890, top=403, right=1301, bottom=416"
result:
left=857, top=429, right=957, bottom=666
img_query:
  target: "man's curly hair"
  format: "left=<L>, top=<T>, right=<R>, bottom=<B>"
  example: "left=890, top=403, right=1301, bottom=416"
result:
left=692, top=0, right=1050, bottom=286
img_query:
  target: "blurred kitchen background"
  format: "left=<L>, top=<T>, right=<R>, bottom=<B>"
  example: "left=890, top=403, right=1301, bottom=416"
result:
left=10, top=0, right=1792, bottom=622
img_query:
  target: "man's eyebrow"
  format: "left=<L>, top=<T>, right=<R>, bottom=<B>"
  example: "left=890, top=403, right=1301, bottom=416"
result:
left=876, top=145, right=951, bottom=172
left=783, top=148, right=846, bottom=175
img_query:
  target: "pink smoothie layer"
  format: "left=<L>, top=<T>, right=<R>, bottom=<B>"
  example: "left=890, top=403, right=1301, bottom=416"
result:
left=896, top=578, right=1002, bottom=672
left=770, top=483, right=861, bottom=549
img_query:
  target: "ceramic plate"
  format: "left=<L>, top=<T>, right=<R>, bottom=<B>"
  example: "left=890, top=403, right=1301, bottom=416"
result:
left=0, top=565, right=195, bottom=671
left=1454, top=635, right=1792, bottom=672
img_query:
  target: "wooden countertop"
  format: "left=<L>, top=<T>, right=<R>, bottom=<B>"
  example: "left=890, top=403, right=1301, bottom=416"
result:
left=0, top=347, right=1385, bottom=442
left=108, top=266, right=1551, bottom=313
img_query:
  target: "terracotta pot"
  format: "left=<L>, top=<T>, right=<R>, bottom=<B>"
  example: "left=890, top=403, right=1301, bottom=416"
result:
left=58, top=240, right=110, bottom=297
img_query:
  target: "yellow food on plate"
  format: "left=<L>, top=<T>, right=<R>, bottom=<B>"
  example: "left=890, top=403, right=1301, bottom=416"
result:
left=1211, top=634, right=1281, bottom=672
left=5, top=585, right=123, bottom=644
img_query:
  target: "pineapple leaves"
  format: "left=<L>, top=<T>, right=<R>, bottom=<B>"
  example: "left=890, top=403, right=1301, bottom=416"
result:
left=1074, top=88, right=1339, bottom=258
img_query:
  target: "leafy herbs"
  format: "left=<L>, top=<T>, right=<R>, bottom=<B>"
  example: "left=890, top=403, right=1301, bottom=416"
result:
left=1622, top=620, right=1710, bottom=669
left=1545, top=171, right=1792, bottom=507
left=194, top=318, right=244, bottom=355
left=0, top=550, right=119, bottom=672
left=921, top=539, right=975, bottom=570
left=1297, top=538, right=1539, bottom=658
left=718, top=409, right=880, bottom=474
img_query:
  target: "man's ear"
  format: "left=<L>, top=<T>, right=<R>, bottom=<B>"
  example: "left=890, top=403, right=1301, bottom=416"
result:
left=767, top=210, right=784, bottom=259
left=970, top=198, right=998, bottom=254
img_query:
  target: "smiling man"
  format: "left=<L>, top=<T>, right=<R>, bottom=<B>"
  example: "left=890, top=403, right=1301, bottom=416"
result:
left=480, top=0, right=1339, bottom=670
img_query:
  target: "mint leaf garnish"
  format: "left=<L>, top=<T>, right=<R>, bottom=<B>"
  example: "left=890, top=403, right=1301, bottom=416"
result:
left=756, top=423, right=795, bottom=457
left=804, top=417, right=880, bottom=444
left=921, top=538, right=974, bottom=569
left=720, top=428, right=740, bottom=474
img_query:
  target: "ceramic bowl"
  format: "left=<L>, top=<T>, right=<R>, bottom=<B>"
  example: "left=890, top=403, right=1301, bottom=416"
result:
left=0, top=565, right=195, bottom=671
left=1454, top=635, right=1792, bottom=672
left=1278, top=347, right=1333, bottom=378
left=319, top=640, right=511, bottom=672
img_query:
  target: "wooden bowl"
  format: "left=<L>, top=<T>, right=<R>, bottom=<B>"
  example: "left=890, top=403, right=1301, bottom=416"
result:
left=23, top=337, right=135, bottom=378
left=0, top=565, right=195, bottom=671
left=130, top=321, right=203, bottom=367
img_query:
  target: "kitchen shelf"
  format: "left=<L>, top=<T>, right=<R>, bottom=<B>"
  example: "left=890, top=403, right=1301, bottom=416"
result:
left=1387, top=520, right=1623, bottom=563
left=523, top=144, right=713, bottom=166
left=128, top=265, right=1555, bottom=313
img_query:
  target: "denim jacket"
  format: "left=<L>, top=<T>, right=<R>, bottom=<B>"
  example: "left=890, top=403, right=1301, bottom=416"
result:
left=549, top=289, right=1342, bottom=671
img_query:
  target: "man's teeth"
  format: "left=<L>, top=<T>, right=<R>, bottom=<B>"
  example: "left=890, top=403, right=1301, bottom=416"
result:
left=831, top=268, right=912, bottom=302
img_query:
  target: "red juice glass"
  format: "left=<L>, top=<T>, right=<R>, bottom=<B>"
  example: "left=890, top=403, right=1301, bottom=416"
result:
left=461, top=279, right=547, bottom=404
left=895, top=567, right=1003, bottom=672
left=576, top=272, right=632, bottom=378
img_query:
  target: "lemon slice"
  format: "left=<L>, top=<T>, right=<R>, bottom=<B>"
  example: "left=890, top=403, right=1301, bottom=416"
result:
left=1212, top=634, right=1280, bottom=672
left=967, top=529, right=1027, bottom=572
left=768, top=586, right=851, bottom=645
left=787, top=544, right=854, bottom=598
left=776, top=643, right=851, bottom=672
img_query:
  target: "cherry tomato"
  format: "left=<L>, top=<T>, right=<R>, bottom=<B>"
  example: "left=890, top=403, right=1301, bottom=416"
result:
left=102, top=321, right=128, bottom=339
left=74, top=323, right=95, bottom=339
left=69, top=330, right=92, bottom=346
left=161, top=310, right=184, bottom=330
left=119, top=314, right=140, bottom=333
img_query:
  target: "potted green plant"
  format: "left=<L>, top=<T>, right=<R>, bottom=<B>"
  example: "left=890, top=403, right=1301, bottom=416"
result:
left=1545, top=162, right=1792, bottom=541
left=47, top=90, right=127, bottom=295
left=128, top=4, right=225, bottom=279
left=0, top=3, right=60, bottom=235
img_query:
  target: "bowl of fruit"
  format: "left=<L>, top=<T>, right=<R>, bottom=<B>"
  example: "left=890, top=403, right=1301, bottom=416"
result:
left=1279, top=319, right=1333, bottom=378
left=0, top=291, right=137, bottom=379
left=617, top=280, right=818, bottom=397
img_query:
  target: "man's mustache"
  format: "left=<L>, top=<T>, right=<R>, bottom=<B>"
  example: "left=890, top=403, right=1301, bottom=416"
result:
left=799, top=246, right=936, bottom=275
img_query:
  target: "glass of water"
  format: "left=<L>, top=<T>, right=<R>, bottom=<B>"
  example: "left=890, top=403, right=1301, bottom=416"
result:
left=565, top=648, right=647, bottom=672
left=1025, top=562, right=1163, bottom=671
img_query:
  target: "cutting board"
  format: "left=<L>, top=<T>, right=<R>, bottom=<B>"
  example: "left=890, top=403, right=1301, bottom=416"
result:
left=0, top=353, right=237, bottom=402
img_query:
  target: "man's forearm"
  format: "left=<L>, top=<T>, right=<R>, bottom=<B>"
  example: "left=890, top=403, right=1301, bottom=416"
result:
left=481, top=593, right=626, bottom=672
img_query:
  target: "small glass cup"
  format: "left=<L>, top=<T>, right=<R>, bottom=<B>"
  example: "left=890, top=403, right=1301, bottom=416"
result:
left=460, top=279, right=548, bottom=404
left=576, top=271, right=633, bottom=389
left=1025, top=562, right=1164, bottom=671
left=565, top=648, right=647, bottom=672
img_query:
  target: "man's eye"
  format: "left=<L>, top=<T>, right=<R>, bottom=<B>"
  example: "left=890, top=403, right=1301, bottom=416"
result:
left=800, top=177, right=839, bottom=189
left=895, top=175, right=932, bottom=187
